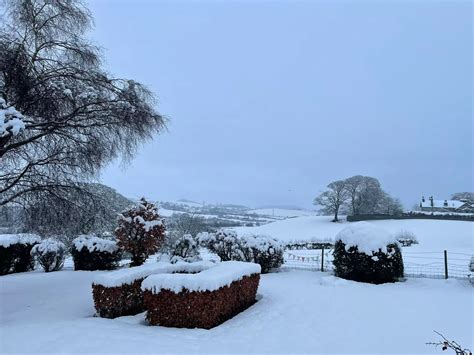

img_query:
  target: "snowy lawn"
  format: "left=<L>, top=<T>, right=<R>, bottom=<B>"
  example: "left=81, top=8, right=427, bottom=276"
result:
left=1, top=269, right=472, bottom=354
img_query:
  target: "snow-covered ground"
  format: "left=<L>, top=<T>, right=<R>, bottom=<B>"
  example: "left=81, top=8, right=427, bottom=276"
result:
left=235, top=217, right=474, bottom=278
left=233, top=216, right=473, bottom=248
left=1, top=269, right=472, bottom=354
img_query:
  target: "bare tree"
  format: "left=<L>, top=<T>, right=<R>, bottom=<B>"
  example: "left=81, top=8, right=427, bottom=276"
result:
left=0, top=0, right=165, bottom=209
left=344, top=175, right=386, bottom=215
left=344, top=175, right=364, bottom=215
left=451, top=192, right=474, bottom=203
left=427, top=330, right=472, bottom=355
left=314, top=180, right=348, bottom=222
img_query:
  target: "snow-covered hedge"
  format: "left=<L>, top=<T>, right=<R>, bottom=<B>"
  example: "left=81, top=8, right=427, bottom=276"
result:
left=333, top=222, right=404, bottom=284
left=142, top=261, right=260, bottom=294
left=285, top=238, right=333, bottom=250
left=93, top=261, right=214, bottom=288
left=394, top=230, right=418, bottom=247
left=240, top=235, right=284, bottom=273
left=169, top=234, right=201, bottom=263
left=142, top=261, right=261, bottom=328
left=198, top=231, right=284, bottom=273
left=0, top=234, right=40, bottom=275
left=198, top=230, right=242, bottom=261
left=31, top=239, right=66, bottom=272
left=71, top=235, right=121, bottom=271
left=92, top=261, right=214, bottom=318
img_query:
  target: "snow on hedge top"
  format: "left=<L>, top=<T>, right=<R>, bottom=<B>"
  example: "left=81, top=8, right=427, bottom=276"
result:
left=142, top=261, right=261, bottom=294
left=0, top=234, right=41, bottom=248
left=72, top=235, right=118, bottom=253
left=335, top=222, right=397, bottom=255
left=93, top=261, right=215, bottom=287
left=31, top=239, right=65, bottom=254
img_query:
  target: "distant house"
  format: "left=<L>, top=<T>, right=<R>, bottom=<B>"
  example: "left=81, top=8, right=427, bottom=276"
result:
left=420, top=196, right=474, bottom=213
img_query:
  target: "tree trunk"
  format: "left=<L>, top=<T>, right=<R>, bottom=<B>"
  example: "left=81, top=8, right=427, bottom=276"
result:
left=333, top=208, right=339, bottom=222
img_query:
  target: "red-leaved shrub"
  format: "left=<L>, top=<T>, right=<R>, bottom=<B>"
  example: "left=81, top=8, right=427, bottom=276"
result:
left=115, top=198, right=166, bottom=266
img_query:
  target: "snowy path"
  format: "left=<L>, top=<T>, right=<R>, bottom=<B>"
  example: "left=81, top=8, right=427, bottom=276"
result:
left=0, top=269, right=472, bottom=353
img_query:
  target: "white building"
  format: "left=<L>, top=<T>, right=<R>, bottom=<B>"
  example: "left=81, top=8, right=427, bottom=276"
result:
left=420, top=196, right=474, bottom=213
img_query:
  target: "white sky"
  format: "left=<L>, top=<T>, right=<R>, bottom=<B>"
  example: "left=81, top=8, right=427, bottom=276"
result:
left=88, top=0, right=472, bottom=208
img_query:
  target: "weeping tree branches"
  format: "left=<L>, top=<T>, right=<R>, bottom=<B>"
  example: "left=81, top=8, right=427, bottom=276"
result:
left=0, top=0, right=166, bottom=209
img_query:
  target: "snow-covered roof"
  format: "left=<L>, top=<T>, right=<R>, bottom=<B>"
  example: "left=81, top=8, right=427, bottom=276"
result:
left=93, top=261, right=215, bottom=287
left=335, top=222, right=397, bottom=255
left=420, top=199, right=465, bottom=209
left=142, top=261, right=261, bottom=294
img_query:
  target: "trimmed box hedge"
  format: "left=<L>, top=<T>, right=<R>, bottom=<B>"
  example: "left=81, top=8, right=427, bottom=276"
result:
left=92, top=261, right=214, bottom=318
left=142, top=261, right=261, bottom=329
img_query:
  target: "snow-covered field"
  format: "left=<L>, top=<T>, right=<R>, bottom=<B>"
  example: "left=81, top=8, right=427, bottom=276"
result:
left=1, top=269, right=472, bottom=354
left=233, top=216, right=473, bottom=250
left=235, top=216, right=474, bottom=278
left=246, top=208, right=315, bottom=218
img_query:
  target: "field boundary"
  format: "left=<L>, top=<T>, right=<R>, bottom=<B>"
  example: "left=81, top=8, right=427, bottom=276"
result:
left=346, top=213, right=474, bottom=222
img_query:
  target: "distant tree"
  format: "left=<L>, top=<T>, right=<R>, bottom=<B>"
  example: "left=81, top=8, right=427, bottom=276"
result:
left=451, top=192, right=474, bottom=202
left=314, top=180, right=348, bottom=222
left=344, top=175, right=393, bottom=215
left=378, top=193, right=404, bottom=215
left=344, top=175, right=365, bottom=215
left=0, top=0, right=165, bottom=210
left=115, top=198, right=166, bottom=266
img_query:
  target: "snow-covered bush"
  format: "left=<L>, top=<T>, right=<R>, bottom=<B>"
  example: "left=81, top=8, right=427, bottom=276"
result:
left=71, top=235, right=121, bottom=271
left=241, top=235, right=284, bottom=273
left=31, top=239, right=66, bottom=272
left=469, top=256, right=474, bottom=272
left=333, top=222, right=404, bottom=284
left=170, top=234, right=201, bottom=263
left=395, top=230, right=418, bottom=247
left=115, top=198, right=166, bottom=266
left=198, top=231, right=284, bottom=273
left=0, top=234, right=40, bottom=275
left=197, top=230, right=243, bottom=261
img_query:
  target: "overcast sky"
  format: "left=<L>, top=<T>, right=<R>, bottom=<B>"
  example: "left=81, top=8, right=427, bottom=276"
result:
left=87, top=0, right=472, bottom=209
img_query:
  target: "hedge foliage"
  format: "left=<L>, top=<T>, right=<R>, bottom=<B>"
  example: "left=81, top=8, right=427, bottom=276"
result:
left=333, top=240, right=404, bottom=284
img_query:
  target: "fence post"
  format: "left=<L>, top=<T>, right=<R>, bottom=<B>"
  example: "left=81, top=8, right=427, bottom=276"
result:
left=321, top=247, right=325, bottom=272
left=444, top=250, right=448, bottom=279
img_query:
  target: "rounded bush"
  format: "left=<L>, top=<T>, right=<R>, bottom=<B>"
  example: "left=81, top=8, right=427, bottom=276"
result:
left=170, top=234, right=201, bottom=263
left=0, top=234, right=40, bottom=275
left=241, top=235, right=284, bottom=273
left=71, top=235, right=121, bottom=271
left=198, top=231, right=284, bottom=273
left=333, top=222, right=404, bottom=284
left=31, top=239, right=66, bottom=272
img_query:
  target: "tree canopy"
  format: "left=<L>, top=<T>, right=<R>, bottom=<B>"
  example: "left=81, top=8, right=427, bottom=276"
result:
left=0, top=0, right=165, bottom=209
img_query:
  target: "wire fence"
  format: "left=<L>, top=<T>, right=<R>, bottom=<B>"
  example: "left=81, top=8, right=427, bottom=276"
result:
left=282, top=248, right=473, bottom=281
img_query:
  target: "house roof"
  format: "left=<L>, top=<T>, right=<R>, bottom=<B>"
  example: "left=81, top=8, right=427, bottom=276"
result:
left=420, top=199, right=465, bottom=209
